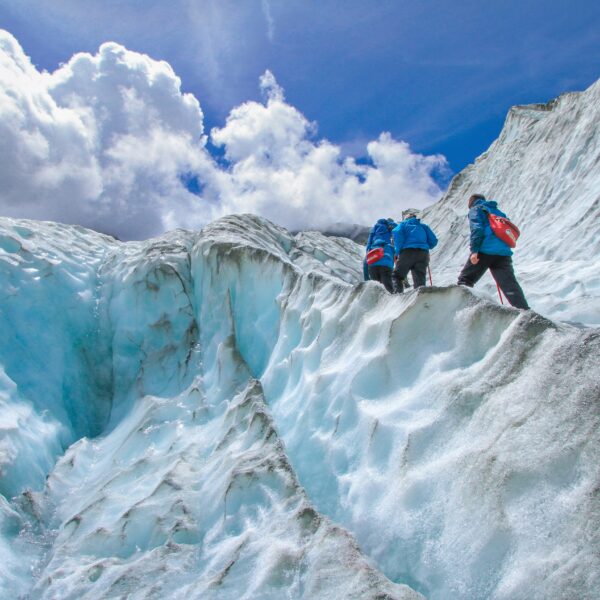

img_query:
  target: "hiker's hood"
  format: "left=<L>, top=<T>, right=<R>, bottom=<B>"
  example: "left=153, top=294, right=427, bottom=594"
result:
left=375, top=218, right=396, bottom=229
left=474, top=199, right=499, bottom=210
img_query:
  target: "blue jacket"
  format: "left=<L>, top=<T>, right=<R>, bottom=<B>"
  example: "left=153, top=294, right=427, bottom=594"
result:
left=392, top=217, right=438, bottom=253
left=469, top=199, right=513, bottom=256
left=366, top=218, right=396, bottom=268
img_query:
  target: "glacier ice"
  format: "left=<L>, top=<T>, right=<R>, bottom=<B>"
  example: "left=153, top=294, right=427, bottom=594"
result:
left=0, top=217, right=421, bottom=599
left=0, top=221, right=114, bottom=499
left=1, top=208, right=598, bottom=600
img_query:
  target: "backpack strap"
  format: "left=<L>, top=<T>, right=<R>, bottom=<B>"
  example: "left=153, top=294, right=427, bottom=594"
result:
left=478, top=205, right=495, bottom=223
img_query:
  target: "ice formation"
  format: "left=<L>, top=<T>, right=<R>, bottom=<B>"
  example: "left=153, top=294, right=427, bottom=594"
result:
left=0, top=218, right=423, bottom=599
left=1, top=210, right=599, bottom=600
left=1, top=80, right=599, bottom=600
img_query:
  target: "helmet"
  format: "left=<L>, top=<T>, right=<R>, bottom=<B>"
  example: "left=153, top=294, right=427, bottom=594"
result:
left=402, top=208, right=420, bottom=220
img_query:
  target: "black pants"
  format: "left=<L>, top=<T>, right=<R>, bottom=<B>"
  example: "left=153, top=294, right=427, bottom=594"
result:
left=368, top=265, right=394, bottom=293
left=457, top=253, right=529, bottom=309
left=393, top=249, right=430, bottom=293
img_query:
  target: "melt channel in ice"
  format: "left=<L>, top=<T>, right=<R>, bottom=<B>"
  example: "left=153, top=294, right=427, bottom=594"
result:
left=1, top=212, right=598, bottom=600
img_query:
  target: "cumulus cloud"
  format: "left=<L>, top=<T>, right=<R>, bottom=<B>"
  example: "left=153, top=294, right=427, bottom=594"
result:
left=0, top=30, right=448, bottom=239
left=209, top=76, right=447, bottom=230
left=0, top=30, right=214, bottom=239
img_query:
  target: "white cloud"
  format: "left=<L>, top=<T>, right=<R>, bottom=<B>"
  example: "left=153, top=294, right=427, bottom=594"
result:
left=0, top=30, right=214, bottom=239
left=259, top=69, right=284, bottom=102
left=209, top=81, right=447, bottom=230
left=0, top=30, right=447, bottom=239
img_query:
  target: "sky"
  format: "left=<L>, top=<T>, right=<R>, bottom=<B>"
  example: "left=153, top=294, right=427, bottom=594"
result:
left=0, top=0, right=598, bottom=239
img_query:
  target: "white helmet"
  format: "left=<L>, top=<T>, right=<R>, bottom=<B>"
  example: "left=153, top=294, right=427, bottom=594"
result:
left=402, top=208, right=420, bottom=220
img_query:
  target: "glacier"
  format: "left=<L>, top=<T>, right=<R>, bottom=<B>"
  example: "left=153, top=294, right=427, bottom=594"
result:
left=1, top=218, right=423, bottom=600
left=1, top=79, right=600, bottom=600
left=0, top=213, right=598, bottom=600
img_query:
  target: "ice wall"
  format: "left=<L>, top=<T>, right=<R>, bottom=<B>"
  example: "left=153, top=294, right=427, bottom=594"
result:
left=423, top=78, right=600, bottom=326
left=262, top=283, right=600, bottom=599
left=0, top=221, right=115, bottom=498
left=1, top=213, right=598, bottom=599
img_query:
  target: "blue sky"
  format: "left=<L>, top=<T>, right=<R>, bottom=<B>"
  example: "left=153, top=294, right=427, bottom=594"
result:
left=2, top=0, right=598, bottom=174
left=0, top=1, right=599, bottom=238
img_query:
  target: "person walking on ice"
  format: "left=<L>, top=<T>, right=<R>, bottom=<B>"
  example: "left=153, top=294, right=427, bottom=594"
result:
left=365, top=218, right=397, bottom=293
left=392, top=209, right=438, bottom=293
left=457, top=193, right=529, bottom=309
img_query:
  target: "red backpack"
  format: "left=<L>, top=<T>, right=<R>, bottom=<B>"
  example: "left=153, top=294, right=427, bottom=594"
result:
left=481, top=207, right=520, bottom=248
left=366, top=247, right=385, bottom=265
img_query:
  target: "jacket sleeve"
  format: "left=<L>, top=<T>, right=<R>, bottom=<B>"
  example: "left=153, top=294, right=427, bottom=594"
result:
left=469, top=207, right=486, bottom=253
left=392, top=226, right=404, bottom=254
left=425, top=225, right=438, bottom=249
left=366, top=231, right=374, bottom=252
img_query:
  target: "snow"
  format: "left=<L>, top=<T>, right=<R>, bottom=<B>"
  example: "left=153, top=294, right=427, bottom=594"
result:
left=1, top=80, right=599, bottom=599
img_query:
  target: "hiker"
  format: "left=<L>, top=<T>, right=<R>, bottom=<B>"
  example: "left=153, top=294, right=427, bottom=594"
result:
left=392, top=209, right=438, bottom=293
left=365, top=218, right=396, bottom=293
left=457, top=194, right=529, bottom=309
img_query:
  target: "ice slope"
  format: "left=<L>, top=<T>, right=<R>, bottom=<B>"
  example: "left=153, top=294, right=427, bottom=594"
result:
left=262, top=283, right=599, bottom=599
left=1, top=212, right=599, bottom=600
left=422, top=78, right=600, bottom=326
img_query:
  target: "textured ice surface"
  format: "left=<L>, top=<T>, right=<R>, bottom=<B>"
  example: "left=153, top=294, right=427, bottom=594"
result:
left=0, top=216, right=420, bottom=599
left=1, top=209, right=599, bottom=600
left=423, top=79, right=600, bottom=327
left=0, top=221, right=116, bottom=499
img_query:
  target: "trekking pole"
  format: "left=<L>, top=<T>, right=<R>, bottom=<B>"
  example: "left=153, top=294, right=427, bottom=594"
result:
left=428, top=266, right=433, bottom=286
left=496, top=282, right=504, bottom=305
